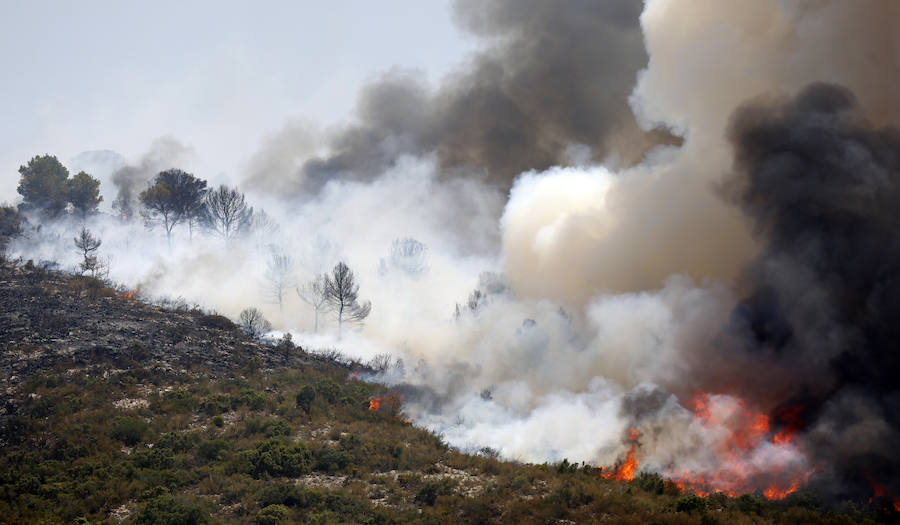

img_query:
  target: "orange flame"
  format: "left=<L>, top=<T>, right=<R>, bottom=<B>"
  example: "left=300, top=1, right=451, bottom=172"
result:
left=602, top=429, right=640, bottom=482
left=347, top=371, right=361, bottom=381
left=666, top=392, right=812, bottom=499
left=368, top=397, right=382, bottom=411
left=120, top=289, right=138, bottom=299
left=867, top=476, right=900, bottom=512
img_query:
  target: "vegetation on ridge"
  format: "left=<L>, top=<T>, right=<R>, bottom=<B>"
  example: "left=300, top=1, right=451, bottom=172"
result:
left=0, top=263, right=889, bottom=524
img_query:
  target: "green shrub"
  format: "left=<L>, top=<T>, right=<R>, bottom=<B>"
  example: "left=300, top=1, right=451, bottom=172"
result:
left=200, top=394, right=231, bottom=416
left=156, top=432, right=197, bottom=453
left=316, top=378, right=341, bottom=403
left=197, top=439, right=230, bottom=462
left=239, top=389, right=268, bottom=411
left=264, top=419, right=291, bottom=438
left=296, top=386, right=316, bottom=417
left=132, top=447, right=175, bottom=470
left=198, top=314, right=237, bottom=331
left=636, top=471, right=665, bottom=495
left=415, top=479, right=457, bottom=506
left=313, top=447, right=352, bottom=474
left=676, top=494, right=708, bottom=514
left=556, top=458, right=579, bottom=474
left=241, top=439, right=311, bottom=478
left=110, top=416, right=148, bottom=445
left=257, top=484, right=320, bottom=508
left=133, top=493, right=209, bottom=525
left=735, top=493, right=762, bottom=514
left=255, top=504, right=289, bottom=525
left=245, top=417, right=290, bottom=437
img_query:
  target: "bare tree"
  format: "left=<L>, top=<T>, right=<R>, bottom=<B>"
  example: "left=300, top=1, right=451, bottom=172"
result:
left=297, top=274, right=330, bottom=333
left=239, top=307, right=272, bottom=340
left=323, top=261, right=371, bottom=339
left=378, top=237, right=428, bottom=278
left=263, top=249, right=295, bottom=312
left=74, top=226, right=103, bottom=277
left=204, top=185, right=253, bottom=241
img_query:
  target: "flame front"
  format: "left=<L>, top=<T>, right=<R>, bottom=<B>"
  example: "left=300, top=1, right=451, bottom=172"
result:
left=867, top=476, right=900, bottom=512
left=602, top=429, right=640, bottom=482
left=666, top=392, right=812, bottom=499
left=368, top=397, right=382, bottom=411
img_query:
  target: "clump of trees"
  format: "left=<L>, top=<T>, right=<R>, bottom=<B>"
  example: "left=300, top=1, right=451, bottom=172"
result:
left=139, top=169, right=208, bottom=248
left=17, top=155, right=102, bottom=218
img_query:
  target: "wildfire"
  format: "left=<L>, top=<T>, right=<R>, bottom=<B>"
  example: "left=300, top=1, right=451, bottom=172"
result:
left=120, top=289, right=138, bottom=299
left=867, top=476, right=900, bottom=512
left=367, top=390, right=407, bottom=421
left=602, top=429, right=640, bottom=482
left=666, top=392, right=812, bottom=499
left=346, top=371, right=361, bottom=381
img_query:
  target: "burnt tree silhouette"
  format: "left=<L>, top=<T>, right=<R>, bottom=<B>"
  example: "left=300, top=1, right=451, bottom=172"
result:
left=323, top=261, right=371, bottom=339
left=297, top=274, right=330, bottom=333
left=74, top=226, right=102, bottom=277
left=204, top=185, right=253, bottom=241
left=263, top=250, right=296, bottom=312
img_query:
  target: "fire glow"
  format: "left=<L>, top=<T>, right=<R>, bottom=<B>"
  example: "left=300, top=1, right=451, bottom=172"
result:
left=602, top=428, right=640, bottom=482
left=665, top=392, right=812, bottom=499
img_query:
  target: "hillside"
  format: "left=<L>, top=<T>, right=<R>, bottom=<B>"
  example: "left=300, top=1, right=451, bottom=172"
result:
left=0, top=260, right=889, bottom=524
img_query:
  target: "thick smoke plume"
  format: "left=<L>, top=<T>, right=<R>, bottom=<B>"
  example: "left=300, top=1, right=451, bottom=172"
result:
left=725, top=83, right=900, bottom=499
left=245, top=0, right=677, bottom=196
left=110, top=137, right=193, bottom=217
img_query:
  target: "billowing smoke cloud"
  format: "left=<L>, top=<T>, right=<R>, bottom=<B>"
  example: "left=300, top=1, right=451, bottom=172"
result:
left=110, top=137, right=193, bottom=216
left=245, top=0, right=678, bottom=196
left=724, top=83, right=900, bottom=499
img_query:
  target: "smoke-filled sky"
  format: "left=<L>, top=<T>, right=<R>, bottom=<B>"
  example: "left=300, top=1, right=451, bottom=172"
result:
left=6, top=0, right=900, bottom=506
left=0, top=0, right=470, bottom=203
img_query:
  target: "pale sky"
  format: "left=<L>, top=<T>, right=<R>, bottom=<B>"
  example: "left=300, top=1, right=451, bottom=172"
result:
left=0, top=1, right=474, bottom=202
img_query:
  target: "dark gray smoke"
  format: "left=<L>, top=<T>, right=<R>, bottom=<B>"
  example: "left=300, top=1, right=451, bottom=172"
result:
left=249, top=0, right=678, bottom=196
left=110, top=137, right=193, bottom=217
left=724, top=83, right=900, bottom=501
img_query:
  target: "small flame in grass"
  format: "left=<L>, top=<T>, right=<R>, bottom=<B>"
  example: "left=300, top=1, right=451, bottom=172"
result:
left=347, top=371, right=361, bottom=381
left=120, top=288, right=138, bottom=299
left=602, top=429, right=640, bottom=482
left=368, top=397, right=382, bottom=411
